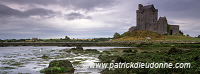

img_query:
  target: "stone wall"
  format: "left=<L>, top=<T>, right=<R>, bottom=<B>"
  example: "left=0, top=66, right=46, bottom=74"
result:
left=129, top=26, right=136, bottom=31
left=170, top=25, right=179, bottom=35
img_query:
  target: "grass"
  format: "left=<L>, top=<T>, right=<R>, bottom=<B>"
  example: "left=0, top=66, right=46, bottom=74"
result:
left=99, top=47, right=200, bottom=74
left=40, top=66, right=73, bottom=73
left=140, top=44, right=200, bottom=48
left=112, top=31, right=200, bottom=43
left=40, top=60, right=74, bottom=73
left=0, top=66, right=16, bottom=70
left=164, top=35, right=200, bottom=42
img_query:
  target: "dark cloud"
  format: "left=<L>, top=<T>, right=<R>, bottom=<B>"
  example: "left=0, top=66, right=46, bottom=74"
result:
left=65, top=12, right=91, bottom=20
left=0, top=4, right=21, bottom=17
left=23, top=8, right=56, bottom=17
left=152, top=0, right=200, bottom=11
left=65, top=0, right=117, bottom=10
left=0, top=0, right=118, bottom=11
left=150, top=0, right=200, bottom=19
left=0, top=4, right=57, bottom=18
left=0, top=0, right=56, bottom=6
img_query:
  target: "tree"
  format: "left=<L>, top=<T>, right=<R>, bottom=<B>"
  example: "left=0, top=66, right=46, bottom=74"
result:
left=198, top=35, right=200, bottom=38
left=179, top=30, right=184, bottom=35
left=113, top=32, right=121, bottom=39
left=65, top=36, right=70, bottom=40
left=186, top=34, right=190, bottom=37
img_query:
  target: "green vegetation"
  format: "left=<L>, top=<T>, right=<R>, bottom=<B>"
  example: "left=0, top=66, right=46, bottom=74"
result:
left=99, top=47, right=200, bottom=74
left=113, top=32, right=121, bottom=39
left=0, top=31, right=198, bottom=45
left=40, top=60, right=74, bottom=73
left=113, top=31, right=163, bottom=41
left=0, top=67, right=16, bottom=70
left=0, top=39, right=3, bottom=42
left=64, top=36, right=70, bottom=40
left=0, top=37, right=112, bottom=42
left=122, top=31, right=162, bottom=38
left=186, top=34, right=190, bottom=36
left=198, top=35, right=200, bottom=38
left=112, top=31, right=200, bottom=43
left=93, top=38, right=112, bottom=42
left=85, top=49, right=100, bottom=53
left=139, top=44, right=200, bottom=48
left=40, top=66, right=72, bottom=73
left=167, top=24, right=171, bottom=34
left=179, top=30, right=184, bottom=35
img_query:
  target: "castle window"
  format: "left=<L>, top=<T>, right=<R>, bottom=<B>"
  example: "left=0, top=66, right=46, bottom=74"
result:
left=141, top=12, right=144, bottom=14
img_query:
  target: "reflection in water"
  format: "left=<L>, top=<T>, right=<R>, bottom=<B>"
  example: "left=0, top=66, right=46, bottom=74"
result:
left=0, top=46, right=134, bottom=74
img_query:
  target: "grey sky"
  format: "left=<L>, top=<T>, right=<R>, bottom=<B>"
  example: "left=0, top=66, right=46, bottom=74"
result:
left=0, top=0, right=199, bottom=39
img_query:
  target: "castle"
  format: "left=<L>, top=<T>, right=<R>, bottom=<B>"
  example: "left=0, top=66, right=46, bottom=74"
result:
left=129, top=4, right=179, bottom=35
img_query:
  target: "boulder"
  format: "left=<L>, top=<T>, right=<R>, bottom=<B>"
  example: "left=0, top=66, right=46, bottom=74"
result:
left=85, top=49, right=99, bottom=53
left=40, top=60, right=74, bottom=73
left=168, top=47, right=182, bottom=54
left=123, top=49, right=132, bottom=53
left=70, top=45, right=83, bottom=51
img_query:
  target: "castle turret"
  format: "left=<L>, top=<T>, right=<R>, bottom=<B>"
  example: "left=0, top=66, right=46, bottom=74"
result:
left=138, top=4, right=143, bottom=10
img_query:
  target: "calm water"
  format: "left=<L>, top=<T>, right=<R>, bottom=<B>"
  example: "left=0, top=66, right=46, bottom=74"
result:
left=0, top=46, right=134, bottom=74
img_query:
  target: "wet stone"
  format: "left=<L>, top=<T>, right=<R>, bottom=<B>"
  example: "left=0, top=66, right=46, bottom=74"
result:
left=40, top=60, right=75, bottom=73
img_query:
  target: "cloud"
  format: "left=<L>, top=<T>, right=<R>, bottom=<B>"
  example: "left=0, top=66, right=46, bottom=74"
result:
left=0, top=4, right=57, bottom=18
left=0, top=4, right=21, bottom=17
left=0, top=0, right=118, bottom=11
left=152, top=0, right=200, bottom=19
left=65, top=12, right=91, bottom=20
left=0, top=0, right=200, bottom=39
left=22, top=8, right=57, bottom=17
left=65, top=0, right=118, bottom=10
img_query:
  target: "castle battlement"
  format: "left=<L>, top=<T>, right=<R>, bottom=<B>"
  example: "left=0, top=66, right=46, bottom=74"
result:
left=129, top=4, right=179, bottom=35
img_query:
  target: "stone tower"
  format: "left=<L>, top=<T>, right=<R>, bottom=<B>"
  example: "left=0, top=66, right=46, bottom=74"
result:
left=157, top=17, right=168, bottom=34
left=136, top=4, right=158, bottom=31
left=129, top=4, right=180, bottom=35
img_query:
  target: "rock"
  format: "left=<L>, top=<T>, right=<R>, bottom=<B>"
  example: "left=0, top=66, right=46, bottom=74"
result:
left=123, top=49, right=132, bottom=53
left=70, top=45, right=83, bottom=51
left=98, top=55, right=124, bottom=63
left=141, top=51, right=148, bottom=53
left=76, top=45, right=83, bottom=50
left=194, top=56, right=199, bottom=61
left=168, top=47, right=182, bottom=54
left=98, top=55, right=111, bottom=62
left=102, top=51, right=111, bottom=54
left=40, top=60, right=74, bottom=73
left=115, top=57, right=125, bottom=63
left=85, top=49, right=99, bottom=53
left=165, top=58, right=173, bottom=62
left=41, top=54, right=48, bottom=59
left=133, top=50, right=138, bottom=53
left=0, top=66, right=16, bottom=70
